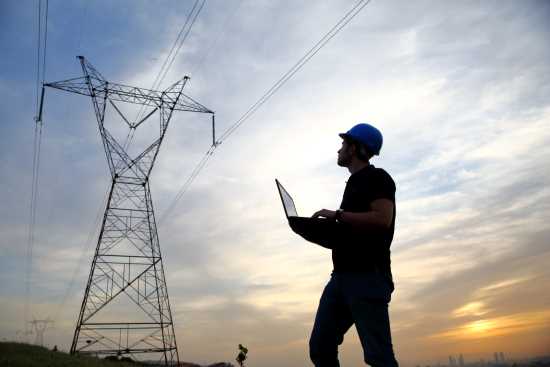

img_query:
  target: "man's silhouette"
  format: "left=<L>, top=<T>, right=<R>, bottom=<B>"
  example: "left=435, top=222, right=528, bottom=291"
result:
left=291, top=123, right=399, bottom=367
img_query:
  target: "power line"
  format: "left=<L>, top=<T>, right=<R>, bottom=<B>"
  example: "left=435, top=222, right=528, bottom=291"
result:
left=42, top=0, right=49, bottom=85
left=76, top=1, right=89, bottom=54
left=34, top=0, right=42, bottom=115
left=46, top=2, right=94, bottom=325
left=51, top=186, right=110, bottom=324
left=158, top=145, right=216, bottom=226
left=188, top=0, right=243, bottom=77
left=25, top=118, right=42, bottom=338
left=218, top=0, right=371, bottom=142
left=151, top=0, right=203, bottom=91
left=158, top=0, right=372, bottom=222
left=157, top=0, right=206, bottom=90
left=128, top=0, right=206, bottom=149
left=26, top=0, right=49, bottom=339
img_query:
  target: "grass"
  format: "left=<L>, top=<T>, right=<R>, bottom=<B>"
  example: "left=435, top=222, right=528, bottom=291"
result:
left=0, top=342, right=139, bottom=367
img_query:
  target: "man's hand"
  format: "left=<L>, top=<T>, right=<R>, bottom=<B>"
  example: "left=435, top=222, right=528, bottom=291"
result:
left=311, top=209, right=336, bottom=220
left=312, top=199, right=394, bottom=231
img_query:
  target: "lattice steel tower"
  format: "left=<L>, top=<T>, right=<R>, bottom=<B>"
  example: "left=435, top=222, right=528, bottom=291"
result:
left=44, top=56, right=213, bottom=365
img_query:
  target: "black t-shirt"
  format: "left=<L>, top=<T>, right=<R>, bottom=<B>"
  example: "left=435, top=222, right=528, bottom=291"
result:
left=332, top=164, right=396, bottom=280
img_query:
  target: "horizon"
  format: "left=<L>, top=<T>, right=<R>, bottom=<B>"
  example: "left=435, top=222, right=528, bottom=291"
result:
left=1, top=340, right=549, bottom=367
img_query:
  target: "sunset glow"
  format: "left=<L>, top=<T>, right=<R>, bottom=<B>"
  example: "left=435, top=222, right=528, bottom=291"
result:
left=433, top=310, right=550, bottom=341
left=466, top=319, right=497, bottom=336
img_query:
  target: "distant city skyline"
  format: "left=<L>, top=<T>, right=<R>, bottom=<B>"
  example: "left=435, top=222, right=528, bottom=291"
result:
left=418, top=350, right=550, bottom=367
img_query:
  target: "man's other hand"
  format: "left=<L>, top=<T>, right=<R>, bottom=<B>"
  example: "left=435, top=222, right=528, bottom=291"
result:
left=312, top=209, right=336, bottom=219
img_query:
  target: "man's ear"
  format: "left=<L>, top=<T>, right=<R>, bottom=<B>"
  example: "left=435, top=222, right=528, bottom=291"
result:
left=349, top=142, right=357, bottom=157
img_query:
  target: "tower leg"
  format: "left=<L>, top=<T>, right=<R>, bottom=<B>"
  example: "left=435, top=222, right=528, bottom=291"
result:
left=70, top=178, right=179, bottom=365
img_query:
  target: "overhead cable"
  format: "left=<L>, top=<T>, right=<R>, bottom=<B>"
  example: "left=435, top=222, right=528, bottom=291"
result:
left=129, top=0, right=206, bottom=145
left=218, top=0, right=371, bottom=142
left=159, top=0, right=372, bottom=222
left=26, top=0, right=49, bottom=338
left=157, top=0, right=206, bottom=89
left=51, top=186, right=110, bottom=324
left=158, top=145, right=216, bottom=226
left=42, top=0, right=49, bottom=85
left=188, top=0, right=243, bottom=77
left=76, top=1, right=89, bottom=54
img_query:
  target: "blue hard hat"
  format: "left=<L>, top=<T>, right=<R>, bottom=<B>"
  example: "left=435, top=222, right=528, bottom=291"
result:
left=339, top=123, right=383, bottom=155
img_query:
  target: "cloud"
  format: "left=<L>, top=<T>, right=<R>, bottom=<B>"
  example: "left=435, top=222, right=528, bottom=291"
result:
left=453, top=301, right=492, bottom=318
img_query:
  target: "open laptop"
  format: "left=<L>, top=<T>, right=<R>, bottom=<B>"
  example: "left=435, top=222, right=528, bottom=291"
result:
left=275, top=178, right=340, bottom=248
left=275, top=179, right=299, bottom=218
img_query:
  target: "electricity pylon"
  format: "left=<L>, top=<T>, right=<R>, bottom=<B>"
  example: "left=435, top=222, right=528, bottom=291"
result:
left=44, top=56, right=214, bottom=365
left=29, top=318, right=53, bottom=347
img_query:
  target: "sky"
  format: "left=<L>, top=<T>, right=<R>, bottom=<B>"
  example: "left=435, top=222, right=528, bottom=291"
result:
left=1, top=0, right=550, bottom=366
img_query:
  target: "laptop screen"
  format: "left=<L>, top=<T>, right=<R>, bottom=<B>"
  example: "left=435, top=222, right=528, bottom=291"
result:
left=276, top=179, right=298, bottom=217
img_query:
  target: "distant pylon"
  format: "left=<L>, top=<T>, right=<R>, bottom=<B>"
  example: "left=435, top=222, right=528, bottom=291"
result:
left=29, top=318, right=53, bottom=347
left=44, top=56, right=213, bottom=365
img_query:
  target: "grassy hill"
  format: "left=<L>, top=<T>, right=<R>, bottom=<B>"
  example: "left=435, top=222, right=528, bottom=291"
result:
left=0, top=342, right=143, bottom=367
left=0, top=342, right=235, bottom=367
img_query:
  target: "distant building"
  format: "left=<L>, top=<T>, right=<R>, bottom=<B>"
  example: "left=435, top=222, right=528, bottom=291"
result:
left=450, top=355, right=456, bottom=367
left=499, top=352, right=505, bottom=362
left=495, top=352, right=499, bottom=364
left=459, top=354, right=465, bottom=367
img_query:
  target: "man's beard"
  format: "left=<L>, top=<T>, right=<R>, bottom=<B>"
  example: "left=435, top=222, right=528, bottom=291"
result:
left=337, top=153, right=351, bottom=167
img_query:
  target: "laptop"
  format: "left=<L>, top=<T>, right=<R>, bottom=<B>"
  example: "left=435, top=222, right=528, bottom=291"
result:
left=275, top=179, right=340, bottom=248
left=275, top=179, right=299, bottom=218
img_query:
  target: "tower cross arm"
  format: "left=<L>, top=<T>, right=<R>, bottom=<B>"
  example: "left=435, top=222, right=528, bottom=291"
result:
left=172, top=92, right=213, bottom=114
left=105, top=82, right=213, bottom=113
left=44, top=77, right=94, bottom=98
left=45, top=78, right=213, bottom=114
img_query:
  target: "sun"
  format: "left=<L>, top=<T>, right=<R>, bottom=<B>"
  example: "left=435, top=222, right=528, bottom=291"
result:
left=465, top=319, right=496, bottom=335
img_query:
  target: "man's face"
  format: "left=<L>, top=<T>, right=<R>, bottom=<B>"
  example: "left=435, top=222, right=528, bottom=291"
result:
left=337, top=139, right=353, bottom=167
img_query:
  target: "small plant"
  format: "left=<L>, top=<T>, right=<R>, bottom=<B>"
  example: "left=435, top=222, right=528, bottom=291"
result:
left=235, top=344, right=248, bottom=367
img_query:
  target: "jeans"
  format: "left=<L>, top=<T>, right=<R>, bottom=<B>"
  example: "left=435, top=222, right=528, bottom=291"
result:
left=309, top=272, right=398, bottom=367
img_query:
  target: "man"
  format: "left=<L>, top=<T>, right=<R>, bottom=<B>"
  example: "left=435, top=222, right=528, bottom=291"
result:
left=292, top=123, right=398, bottom=367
